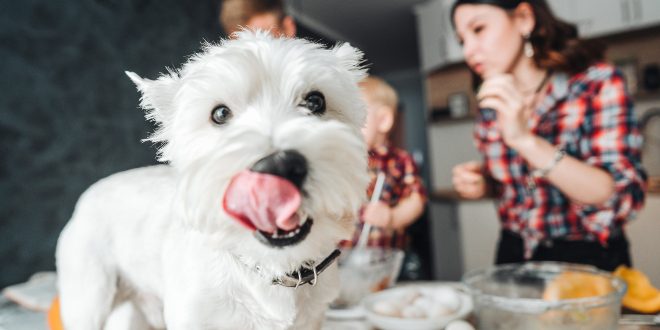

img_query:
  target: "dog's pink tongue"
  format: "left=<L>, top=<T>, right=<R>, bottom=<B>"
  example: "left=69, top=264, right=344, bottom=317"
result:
left=223, top=170, right=301, bottom=233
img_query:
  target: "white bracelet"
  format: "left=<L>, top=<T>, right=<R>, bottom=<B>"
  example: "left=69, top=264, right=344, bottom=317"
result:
left=532, top=148, right=566, bottom=178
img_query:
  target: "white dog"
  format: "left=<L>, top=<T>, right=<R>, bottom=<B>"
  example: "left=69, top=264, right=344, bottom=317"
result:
left=55, top=31, right=369, bottom=330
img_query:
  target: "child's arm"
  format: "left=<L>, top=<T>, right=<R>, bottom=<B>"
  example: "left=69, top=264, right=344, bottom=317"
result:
left=390, top=192, right=424, bottom=231
left=362, top=192, right=425, bottom=231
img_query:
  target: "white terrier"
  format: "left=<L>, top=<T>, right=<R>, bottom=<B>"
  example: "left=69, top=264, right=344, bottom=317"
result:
left=55, top=31, right=369, bottom=330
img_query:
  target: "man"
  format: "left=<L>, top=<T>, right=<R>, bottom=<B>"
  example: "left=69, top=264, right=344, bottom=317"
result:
left=220, top=0, right=296, bottom=38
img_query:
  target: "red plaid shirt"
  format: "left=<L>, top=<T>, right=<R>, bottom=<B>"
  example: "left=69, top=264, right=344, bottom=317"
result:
left=475, top=63, right=647, bottom=258
left=341, top=144, right=426, bottom=249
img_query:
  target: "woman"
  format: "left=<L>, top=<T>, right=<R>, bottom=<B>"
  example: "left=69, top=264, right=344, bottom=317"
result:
left=450, top=0, right=647, bottom=271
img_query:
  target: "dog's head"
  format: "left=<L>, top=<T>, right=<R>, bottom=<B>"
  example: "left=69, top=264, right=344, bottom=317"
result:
left=127, top=31, right=368, bottom=277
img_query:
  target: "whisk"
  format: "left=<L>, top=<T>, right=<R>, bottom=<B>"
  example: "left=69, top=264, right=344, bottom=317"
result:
left=355, top=172, right=386, bottom=249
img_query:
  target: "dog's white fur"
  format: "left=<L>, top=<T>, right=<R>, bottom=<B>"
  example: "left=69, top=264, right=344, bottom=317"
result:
left=55, top=31, right=369, bottom=330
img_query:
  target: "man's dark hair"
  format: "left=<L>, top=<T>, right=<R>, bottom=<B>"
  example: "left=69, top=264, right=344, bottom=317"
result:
left=220, top=0, right=286, bottom=35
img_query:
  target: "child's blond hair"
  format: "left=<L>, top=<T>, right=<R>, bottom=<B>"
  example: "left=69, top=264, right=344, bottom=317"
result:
left=359, top=76, right=398, bottom=112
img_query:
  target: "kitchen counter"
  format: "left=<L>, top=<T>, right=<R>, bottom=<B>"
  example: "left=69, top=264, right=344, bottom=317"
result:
left=324, top=315, right=660, bottom=330
left=0, top=297, right=657, bottom=330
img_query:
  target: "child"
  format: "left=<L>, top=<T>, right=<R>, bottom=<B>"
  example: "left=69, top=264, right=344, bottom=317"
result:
left=344, top=76, right=426, bottom=249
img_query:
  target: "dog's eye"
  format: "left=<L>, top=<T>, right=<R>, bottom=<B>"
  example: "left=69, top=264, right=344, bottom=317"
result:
left=301, top=91, right=326, bottom=115
left=211, top=105, right=232, bottom=125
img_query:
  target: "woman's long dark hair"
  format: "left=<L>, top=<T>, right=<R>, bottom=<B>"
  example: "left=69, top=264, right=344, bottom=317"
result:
left=451, top=0, right=605, bottom=76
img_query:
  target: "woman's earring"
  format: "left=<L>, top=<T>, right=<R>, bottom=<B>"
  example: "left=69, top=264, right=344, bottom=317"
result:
left=523, top=34, right=534, bottom=58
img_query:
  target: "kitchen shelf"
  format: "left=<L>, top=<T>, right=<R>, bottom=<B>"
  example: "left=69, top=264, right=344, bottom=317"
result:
left=430, top=189, right=493, bottom=202
left=634, top=91, right=660, bottom=101
left=648, top=177, right=660, bottom=194
left=428, top=114, right=475, bottom=125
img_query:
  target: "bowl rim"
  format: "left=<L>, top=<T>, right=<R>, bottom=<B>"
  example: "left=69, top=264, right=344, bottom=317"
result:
left=338, top=247, right=405, bottom=264
left=462, top=262, right=627, bottom=313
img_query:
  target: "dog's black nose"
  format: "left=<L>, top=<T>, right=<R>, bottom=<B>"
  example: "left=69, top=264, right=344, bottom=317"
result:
left=250, top=150, right=308, bottom=189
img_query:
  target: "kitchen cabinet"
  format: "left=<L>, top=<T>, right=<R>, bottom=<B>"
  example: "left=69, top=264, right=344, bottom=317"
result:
left=414, top=0, right=444, bottom=73
left=413, top=0, right=462, bottom=72
left=415, top=0, right=660, bottom=71
left=636, top=0, right=660, bottom=29
left=428, top=198, right=500, bottom=280
left=555, top=0, right=660, bottom=38
left=564, top=0, right=626, bottom=37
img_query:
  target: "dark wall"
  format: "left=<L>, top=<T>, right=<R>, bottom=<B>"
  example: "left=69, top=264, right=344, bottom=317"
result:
left=0, top=0, right=222, bottom=288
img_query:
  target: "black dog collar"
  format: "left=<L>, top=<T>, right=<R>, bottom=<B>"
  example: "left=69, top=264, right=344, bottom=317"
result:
left=272, top=249, right=341, bottom=288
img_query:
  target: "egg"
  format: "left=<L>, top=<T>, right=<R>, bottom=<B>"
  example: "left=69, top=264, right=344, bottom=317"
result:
left=426, top=303, right=455, bottom=317
left=445, top=319, right=475, bottom=330
left=372, top=300, right=402, bottom=317
left=401, top=305, right=427, bottom=318
left=400, top=289, right=422, bottom=305
left=412, top=296, right=434, bottom=309
left=431, top=287, right=462, bottom=312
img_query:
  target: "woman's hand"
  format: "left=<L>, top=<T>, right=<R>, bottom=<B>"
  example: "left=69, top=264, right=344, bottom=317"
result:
left=362, top=201, right=393, bottom=229
left=452, top=161, right=487, bottom=199
left=477, top=74, right=535, bottom=150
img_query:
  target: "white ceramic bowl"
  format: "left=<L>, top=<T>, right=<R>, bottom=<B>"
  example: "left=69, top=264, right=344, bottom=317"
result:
left=362, top=283, right=473, bottom=330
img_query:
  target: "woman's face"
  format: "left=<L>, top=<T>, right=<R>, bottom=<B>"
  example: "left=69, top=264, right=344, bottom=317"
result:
left=453, top=4, right=527, bottom=79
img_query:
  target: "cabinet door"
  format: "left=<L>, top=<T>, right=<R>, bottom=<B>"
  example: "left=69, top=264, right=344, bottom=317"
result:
left=440, top=0, right=464, bottom=64
left=415, top=0, right=446, bottom=72
left=634, top=0, right=660, bottom=28
left=547, top=0, right=577, bottom=22
left=572, top=0, right=628, bottom=37
left=415, top=0, right=463, bottom=72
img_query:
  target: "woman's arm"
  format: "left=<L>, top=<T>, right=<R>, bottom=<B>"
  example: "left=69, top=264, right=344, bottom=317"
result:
left=478, top=69, right=646, bottom=207
left=513, top=136, right=615, bottom=204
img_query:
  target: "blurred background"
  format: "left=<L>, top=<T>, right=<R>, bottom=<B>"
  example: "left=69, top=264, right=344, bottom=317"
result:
left=1, top=0, right=659, bottom=289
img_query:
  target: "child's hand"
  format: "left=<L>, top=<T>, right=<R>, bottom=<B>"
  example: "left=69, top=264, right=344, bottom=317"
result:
left=362, top=201, right=393, bottom=229
left=452, top=161, right=487, bottom=199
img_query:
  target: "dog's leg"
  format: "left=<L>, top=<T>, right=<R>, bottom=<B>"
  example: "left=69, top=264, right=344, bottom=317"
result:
left=162, top=290, right=205, bottom=330
left=58, top=262, right=117, bottom=330
left=104, top=301, right=157, bottom=330
left=57, top=225, right=118, bottom=330
left=132, top=293, right=165, bottom=329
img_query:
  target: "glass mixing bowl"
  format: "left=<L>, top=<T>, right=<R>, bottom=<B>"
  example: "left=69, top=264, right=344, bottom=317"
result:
left=463, top=262, right=626, bottom=330
left=330, top=247, right=404, bottom=309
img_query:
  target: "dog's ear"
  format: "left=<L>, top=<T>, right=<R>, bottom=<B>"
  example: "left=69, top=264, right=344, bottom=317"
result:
left=331, top=43, right=367, bottom=83
left=126, top=71, right=180, bottom=160
left=125, top=71, right=179, bottom=125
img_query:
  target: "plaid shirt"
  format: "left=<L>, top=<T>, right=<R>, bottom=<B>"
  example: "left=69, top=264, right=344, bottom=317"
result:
left=341, top=144, right=426, bottom=249
left=475, top=63, right=647, bottom=258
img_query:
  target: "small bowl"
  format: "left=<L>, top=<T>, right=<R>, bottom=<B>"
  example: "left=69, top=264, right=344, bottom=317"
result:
left=362, top=283, right=473, bottom=330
